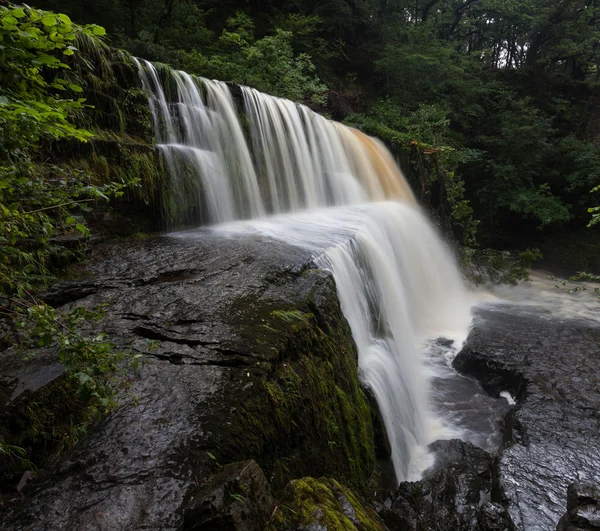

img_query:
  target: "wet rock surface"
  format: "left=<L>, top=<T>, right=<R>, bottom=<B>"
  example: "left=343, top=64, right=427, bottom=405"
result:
left=0, top=230, right=378, bottom=530
left=183, top=459, right=274, bottom=530
left=454, top=304, right=600, bottom=531
left=376, top=438, right=514, bottom=531
left=557, top=482, right=600, bottom=530
left=2, top=228, right=599, bottom=531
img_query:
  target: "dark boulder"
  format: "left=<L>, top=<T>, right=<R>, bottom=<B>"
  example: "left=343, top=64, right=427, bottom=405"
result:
left=183, top=460, right=274, bottom=530
left=476, top=502, right=515, bottom=531
left=376, top=439, right=513, bottom=531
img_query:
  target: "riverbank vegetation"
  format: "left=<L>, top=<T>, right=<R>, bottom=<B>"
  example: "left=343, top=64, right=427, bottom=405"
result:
left=0, top=4, right=141, bottom=482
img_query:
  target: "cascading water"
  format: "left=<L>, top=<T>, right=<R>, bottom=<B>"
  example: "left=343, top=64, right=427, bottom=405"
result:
left=135, top=59, right=474, bottom=482
left=216, top=204, right=473, bottom=481
left=135, top=58, right=414, bottom=224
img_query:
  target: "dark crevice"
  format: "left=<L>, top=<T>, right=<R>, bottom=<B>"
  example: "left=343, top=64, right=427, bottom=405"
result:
left=43, top=284, right=99, bottom=307
left=133, top=325, right=261, bottom=361
left=132, top=325, right=219, bottom=347
left=146, top=269, right=203, bottom=284
left=120, top=313, right=152, bottom=322
left=146, top=352, right=252, bottom=368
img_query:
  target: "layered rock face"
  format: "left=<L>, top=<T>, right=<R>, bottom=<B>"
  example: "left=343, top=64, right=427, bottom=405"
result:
left=0, top=231, right=381, bottom=530
left=454, top=305, right=600, bottom=530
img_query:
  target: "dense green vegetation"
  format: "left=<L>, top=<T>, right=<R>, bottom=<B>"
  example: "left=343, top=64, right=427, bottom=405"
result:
left=0, top=4, right=144, bottom=480
left=34, top=0, right=600, bottom=269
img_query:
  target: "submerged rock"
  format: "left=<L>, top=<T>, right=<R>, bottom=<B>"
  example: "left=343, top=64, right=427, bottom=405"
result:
left=0, top=231, right=380, bottom=529
left=454, top=306, right=600, bottom=530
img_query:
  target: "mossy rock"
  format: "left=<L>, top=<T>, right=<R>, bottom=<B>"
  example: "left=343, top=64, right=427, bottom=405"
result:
left=32, top=38, right=170, bottom=238
left=267, top=477, right=386, bottom=531
left=197, top=274, right=379, bottom=496
left=0, top=232, right=387, bottom=528
left=184, top=460, right=275, bottom=530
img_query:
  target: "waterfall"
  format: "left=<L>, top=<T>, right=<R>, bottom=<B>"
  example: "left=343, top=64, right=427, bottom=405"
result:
left=135, top=59, right=415, bottom=223
left=135, top=59, right=473, bottom=482
left=215, top=204, right=472, bottom=481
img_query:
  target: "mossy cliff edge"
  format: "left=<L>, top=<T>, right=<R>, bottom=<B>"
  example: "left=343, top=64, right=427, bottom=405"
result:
left=0, top=232, right=386, bottom=529
left=0, top=19, right=389, bottom=528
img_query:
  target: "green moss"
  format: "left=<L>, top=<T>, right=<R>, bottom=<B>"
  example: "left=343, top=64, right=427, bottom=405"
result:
left=266, top=477, right=385, bottom=530
left=210, top=280, right=378, bottom=496
left=270, top=309, right=313, bottom=324
left=34, top=36, right=171, bottom=235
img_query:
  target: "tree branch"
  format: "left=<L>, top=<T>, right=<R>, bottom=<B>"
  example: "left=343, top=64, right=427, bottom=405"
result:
left=23, top=198, right=95, bottom=215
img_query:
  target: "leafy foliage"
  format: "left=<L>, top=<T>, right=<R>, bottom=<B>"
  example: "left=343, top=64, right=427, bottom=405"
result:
left=466, top=248, right=543, bottom=286
left=0, top=4, right=138, bottom=473
left=0, top=6, right=101, bottom=151
left=116, top=9, right=328, bottom=104
left=551, top=271, right=600, bottom=299
left=589, top=185, right=600, bottom=228
left=0, top=4, right=124, bottom=296
left=177, top=14, right=327, bottom=105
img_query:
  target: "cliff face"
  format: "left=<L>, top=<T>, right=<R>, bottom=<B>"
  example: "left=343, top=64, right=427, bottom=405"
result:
left=44, top=43, right=167, bottom=237
left=0, top=230, right=382, bottom=529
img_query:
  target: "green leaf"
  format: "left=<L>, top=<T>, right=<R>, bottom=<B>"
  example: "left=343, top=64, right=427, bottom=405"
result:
left=36, top=53, right=60, bottom=66
left=12, top=8, right=26, bottom=19
left=91, top=26, right=106, bottom=36
left=63, top=48, right=75, bottom=56
left=57, top=13, right=72, bottom=24
left=28, top=9, right=42, bottom=22
left=75, top=223, right=90, bottom=237
left=41, top=15, right=57, bottom=26
left=68, top=83, right=83, bottom=93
